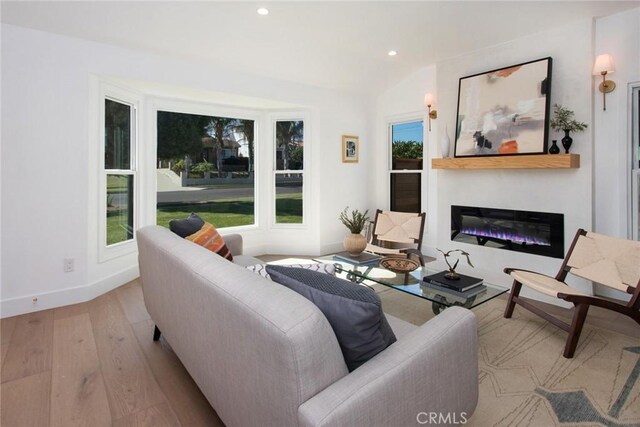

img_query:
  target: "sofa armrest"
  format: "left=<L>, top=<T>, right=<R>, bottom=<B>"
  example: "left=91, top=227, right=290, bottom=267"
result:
left=223, top=233, right=243, bottom=256
left=298, top=307, right=478, bottom=427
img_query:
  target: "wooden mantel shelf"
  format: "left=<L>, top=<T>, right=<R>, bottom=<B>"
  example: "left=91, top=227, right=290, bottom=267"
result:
left=431, top=154, right=580, bottom=170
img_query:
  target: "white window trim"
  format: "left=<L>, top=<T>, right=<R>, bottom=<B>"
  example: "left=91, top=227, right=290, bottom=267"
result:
left=146, top=97, right=263, bottom=233
left=270, top=112, right=310, bottom=229
left=97, top=83, right=143, bottom=263
left=630, top=83, right=640, bottom=240
left=387, top=113, right=427, bottom=214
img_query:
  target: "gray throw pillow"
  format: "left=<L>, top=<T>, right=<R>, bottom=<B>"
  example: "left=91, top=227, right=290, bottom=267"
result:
left=247, top=263, right=335, bottom=279
left=266, top=265, right=396, bottom=371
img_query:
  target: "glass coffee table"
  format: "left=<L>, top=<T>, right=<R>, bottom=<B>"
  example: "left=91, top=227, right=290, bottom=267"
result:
left=313, top=255, right=508, bottom=314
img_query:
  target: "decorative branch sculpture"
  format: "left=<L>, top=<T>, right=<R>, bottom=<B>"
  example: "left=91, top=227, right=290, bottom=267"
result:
left=436, top=248, right=474, bottom=280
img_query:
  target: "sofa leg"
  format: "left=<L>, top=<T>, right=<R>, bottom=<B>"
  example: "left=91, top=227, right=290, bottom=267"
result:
left=563, top=304, right=589, bottom=358
left=504, top=281, right=522, bottom=319
left=153, top=325, right=162, bottom=342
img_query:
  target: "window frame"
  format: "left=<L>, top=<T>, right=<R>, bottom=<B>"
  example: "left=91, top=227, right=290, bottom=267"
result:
left=630, top=84, right=640, bottom=240
left=387, top=114, right=426, bottom=214
left=148, top=97, right=263, bottom=233
left=271, top=114, right=309, bottom=229
left=98, top=85, right=141, bottom=262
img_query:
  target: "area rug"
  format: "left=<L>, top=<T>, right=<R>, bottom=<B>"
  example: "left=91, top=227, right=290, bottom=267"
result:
left=377, top=288, right=640, bottom=427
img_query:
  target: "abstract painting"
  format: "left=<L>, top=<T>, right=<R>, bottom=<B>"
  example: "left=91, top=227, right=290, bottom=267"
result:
left=454, top=57, right=552, bottom=157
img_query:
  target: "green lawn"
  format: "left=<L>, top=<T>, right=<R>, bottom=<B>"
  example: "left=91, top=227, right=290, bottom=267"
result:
left=275, top=193, right=303, bottom=224
left=105, top=193, right=303, bottom=245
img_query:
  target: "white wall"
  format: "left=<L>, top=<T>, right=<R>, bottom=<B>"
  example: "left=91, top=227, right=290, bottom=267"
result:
left=434, top=20, right=595, bottom=303
left=0, top=24, right=369, bottom=317
left=593, top=7, right=640, bottom=239
left=592, top=7, right=640, bottom=299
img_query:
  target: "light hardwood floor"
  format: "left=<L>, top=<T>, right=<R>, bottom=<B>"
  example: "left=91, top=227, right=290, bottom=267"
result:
left=1, top=272, right=637, bottom=427
left=0, top=280, right=223, bottom=427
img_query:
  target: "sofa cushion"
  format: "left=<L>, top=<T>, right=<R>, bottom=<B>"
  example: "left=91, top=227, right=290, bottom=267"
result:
left=169, top=212, right=205, bottom=238
left=247, top=263, right=336, bottom=279
left=266, top=265, right=396, bottom=371
left=186, top=222, right=233, bottom=261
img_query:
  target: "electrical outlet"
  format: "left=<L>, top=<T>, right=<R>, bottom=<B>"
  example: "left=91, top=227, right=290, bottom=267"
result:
left=32, top=297, right=38, bottom=305
left=64, top=258, right=74, bottom=273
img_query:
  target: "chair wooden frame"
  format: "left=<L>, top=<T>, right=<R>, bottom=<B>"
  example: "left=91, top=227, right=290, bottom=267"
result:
left=366, top=209, right=426, bottom=255
left=504, top=229, right=640, bottom=358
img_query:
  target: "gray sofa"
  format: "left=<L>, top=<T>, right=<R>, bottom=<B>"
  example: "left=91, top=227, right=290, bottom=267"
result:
left=137, top=225, right=479, bottom=427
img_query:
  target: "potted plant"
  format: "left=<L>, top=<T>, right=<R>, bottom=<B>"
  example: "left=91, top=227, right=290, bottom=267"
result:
left=437, top=248, right=474, bottom=280
left=339, top=207, right=370, bottom=256
left=549, top=104, right=588, bottom=154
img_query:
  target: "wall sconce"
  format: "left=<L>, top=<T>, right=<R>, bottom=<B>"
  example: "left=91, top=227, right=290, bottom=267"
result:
left=592, top=54, right=616, bottom=111
left=424, top=93, right=437, bottom=131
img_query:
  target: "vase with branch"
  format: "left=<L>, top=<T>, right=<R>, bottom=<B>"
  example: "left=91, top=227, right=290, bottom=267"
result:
left=437, top=248, right=474, bottom=280
left=549, top=104, right=588, bottom=154
left=339, top=207, right=370, bottom=256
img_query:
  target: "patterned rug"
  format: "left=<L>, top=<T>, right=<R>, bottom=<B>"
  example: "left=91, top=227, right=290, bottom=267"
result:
left=377, top=288, right=640, bottom=427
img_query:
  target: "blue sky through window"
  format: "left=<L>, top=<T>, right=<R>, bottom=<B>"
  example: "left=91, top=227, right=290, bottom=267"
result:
left=392, top=121, right=423, bottom=144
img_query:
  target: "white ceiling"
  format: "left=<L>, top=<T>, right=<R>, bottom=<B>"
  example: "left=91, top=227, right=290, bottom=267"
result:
left=2, top=1, right=637, bottom=94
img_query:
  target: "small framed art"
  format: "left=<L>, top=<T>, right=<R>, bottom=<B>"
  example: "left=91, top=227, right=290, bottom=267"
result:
left=342, top=135, right=359, bottom=163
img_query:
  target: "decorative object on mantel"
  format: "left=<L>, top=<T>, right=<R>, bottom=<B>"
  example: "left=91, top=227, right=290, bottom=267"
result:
left=339, top=207, right=370, bottom=256
left=593, top=54, right=616, bottom=111
left=342, top=135, right=359, bottom=163
left=436, top=248, right=474, bottom=280
left=424, top=93, right=438, bottom=132
left=549, top=104, right=587, bottom=154
left=454, top=57, right=552, bottom=158
left=440, top=125, right=451, bottom=158
left=549, top=140, right=560, bottom=154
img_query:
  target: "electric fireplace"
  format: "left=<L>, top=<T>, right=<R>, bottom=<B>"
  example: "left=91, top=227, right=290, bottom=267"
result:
left=451, top=205, right=564, bottom=258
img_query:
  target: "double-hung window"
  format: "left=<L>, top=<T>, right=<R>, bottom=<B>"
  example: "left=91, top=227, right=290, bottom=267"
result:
left=274, top=120, right=304, bottom=224
left=102, top=97, right=137, bottom=250
left=389, top=119, right=424, bottom=213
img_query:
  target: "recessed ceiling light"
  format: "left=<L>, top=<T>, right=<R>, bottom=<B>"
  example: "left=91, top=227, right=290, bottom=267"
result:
left=257, top=7, right=269, bottom=16
left=388, top=50, right=397, bottom=57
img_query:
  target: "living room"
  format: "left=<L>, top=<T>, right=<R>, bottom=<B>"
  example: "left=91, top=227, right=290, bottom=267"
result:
left=1, top=2, right=639, bottom=426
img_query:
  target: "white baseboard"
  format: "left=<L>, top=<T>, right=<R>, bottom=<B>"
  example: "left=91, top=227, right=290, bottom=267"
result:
left=0, top=266, right=139, bottom=318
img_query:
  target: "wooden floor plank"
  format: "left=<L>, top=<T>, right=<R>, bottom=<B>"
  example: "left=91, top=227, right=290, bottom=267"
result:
left=1, top=310, right=53, bottom=383
left=51, top=313, right=111, bottom=427
left=116, top=283, right=151, bottom=325
left=1, top=371, right=51, bottom=426
left=1, top=316, right=17, bottom=345
left=1, top=316, right=17, bottom=369
left=53, top=302, right=89, bottom=320
left=132, top=319, right=223, bottom=427
left=89, top=291, right=166, bottom=420
left=112, top=402, right=181, bottom=427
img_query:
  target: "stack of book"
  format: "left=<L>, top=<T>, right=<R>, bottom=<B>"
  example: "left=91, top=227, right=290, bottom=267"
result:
left=333, top=251, right=382, bottom=266
left=422, top=271, right=486, bottom=297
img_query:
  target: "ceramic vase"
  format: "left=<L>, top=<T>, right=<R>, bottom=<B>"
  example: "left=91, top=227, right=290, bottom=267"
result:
left=343, top=233, right=367, bottom=256
left=549, top=140, right=560, bottom=154
left=440, top=125, right=451, bottom=158
left=561, top=130, right=573, bottom=154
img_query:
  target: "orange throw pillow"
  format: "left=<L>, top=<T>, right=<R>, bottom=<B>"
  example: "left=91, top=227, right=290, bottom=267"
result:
left=186, top=222, right=233, bottom=262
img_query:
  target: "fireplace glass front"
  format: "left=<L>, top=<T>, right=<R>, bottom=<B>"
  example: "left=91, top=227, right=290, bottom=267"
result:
left=451, top=205, right=564, bottom=258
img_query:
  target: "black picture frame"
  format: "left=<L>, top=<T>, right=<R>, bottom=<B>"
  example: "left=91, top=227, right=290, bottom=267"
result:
left=454, top=57, right=553, bottom=158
